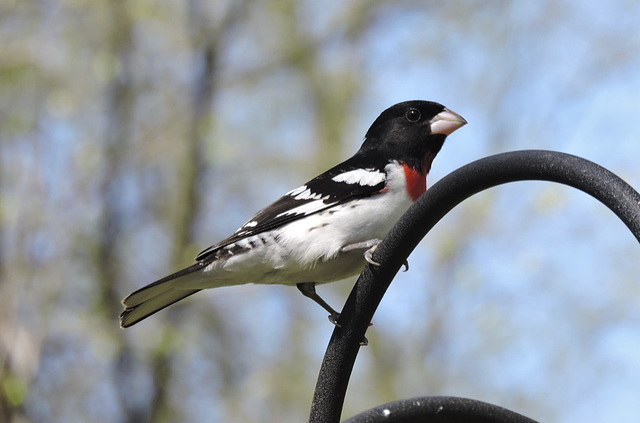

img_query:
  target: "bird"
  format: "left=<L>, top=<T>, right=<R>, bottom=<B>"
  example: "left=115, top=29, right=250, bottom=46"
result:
left=119, top=100, right=466, bottom=328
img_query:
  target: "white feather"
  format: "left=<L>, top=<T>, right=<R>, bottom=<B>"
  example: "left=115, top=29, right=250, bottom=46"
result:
left=332, top=168, right=386, bottom=186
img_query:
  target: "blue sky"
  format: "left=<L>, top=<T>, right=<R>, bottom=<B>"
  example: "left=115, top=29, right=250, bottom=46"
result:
left=149, top=1, right=640, bottom=420
left=4, top=0, right=640, bottom=421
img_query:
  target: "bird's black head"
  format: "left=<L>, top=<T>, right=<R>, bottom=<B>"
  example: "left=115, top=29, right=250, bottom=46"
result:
left=360, top=100, right=466, bottom=172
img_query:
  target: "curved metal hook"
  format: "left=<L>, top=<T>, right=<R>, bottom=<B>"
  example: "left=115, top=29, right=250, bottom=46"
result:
left=343, top=396, right=538, bottom=423
left=309, top=150, right=640, bottom=423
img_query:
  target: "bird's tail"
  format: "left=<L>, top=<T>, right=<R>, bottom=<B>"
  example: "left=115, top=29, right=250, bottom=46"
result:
left=119, top=263, right=205, bottom=328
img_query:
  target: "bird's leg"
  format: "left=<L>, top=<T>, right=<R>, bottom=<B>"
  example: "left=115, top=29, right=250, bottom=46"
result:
left=296, top=282, right=341, bottom=326
left=296, top=283, right=372, bottom=345
left=341, top=239, right=409, bottom=271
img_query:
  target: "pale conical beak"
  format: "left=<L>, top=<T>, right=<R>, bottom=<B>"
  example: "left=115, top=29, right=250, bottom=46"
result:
left=429, top=108, right=467, bottom=135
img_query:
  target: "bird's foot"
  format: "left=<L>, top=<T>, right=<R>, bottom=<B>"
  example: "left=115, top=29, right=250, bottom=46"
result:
left=328, top=312, right=341, bottom=327
left=341, top=239, right=383, bottom=266
left=328, top=313, right=370, bottom=345
left=341, top=239, right=409, bottom=270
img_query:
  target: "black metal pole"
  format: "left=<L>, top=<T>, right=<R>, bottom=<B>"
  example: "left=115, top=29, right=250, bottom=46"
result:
left=343, top=396, right=539, bottom=423
left=309, top=150, right=640, bottom=423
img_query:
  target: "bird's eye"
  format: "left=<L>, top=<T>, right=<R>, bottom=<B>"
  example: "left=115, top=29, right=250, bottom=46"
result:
left=405, top=108, right=421, bottom=122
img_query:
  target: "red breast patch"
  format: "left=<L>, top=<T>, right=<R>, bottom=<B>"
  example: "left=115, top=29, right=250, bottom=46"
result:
left=402, top=164, right=426, bottom=202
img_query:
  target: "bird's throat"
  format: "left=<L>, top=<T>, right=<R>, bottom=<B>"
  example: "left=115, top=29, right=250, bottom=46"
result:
left=401, top=151, right=437, bottom=202
left=401, top=164, right=427, bottom=202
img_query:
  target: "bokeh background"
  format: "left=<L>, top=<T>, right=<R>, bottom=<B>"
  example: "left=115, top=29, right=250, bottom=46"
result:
left=2, top=0, right=640, bottom=422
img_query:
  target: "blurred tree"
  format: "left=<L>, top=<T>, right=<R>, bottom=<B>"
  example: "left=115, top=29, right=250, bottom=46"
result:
left=1, top=0, right=640, bottom=422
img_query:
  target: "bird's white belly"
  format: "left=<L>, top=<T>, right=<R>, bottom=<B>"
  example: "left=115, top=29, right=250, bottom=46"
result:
left=207, top=206, right=410, bottom=288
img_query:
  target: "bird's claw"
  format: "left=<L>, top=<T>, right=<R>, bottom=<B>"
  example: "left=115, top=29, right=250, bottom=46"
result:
left=341, top=239, right=383, bottom=267
left=328, top=312, right=371, bottom=345
left=342, top=239, right=404, bottom=270
left=363, top=242, right=409, bottom=272
left=328, top=313, right=342, bottom=327
left=364, top=246, right=381, bottom=267
left=401, top=259, right=409, bottom=272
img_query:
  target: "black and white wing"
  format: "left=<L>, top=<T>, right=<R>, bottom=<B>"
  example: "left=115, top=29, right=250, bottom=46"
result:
left=195, top=154, right=388, bottom=262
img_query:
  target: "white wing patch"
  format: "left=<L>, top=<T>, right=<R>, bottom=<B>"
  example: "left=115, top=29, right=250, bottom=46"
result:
left=276, top=169, right=386, bottom=218
left=276, top=197, right=332, bottom=218
left=235, top=220, right=257, bottom=233
left=287, top=185, right=325, bottom=200
left=286, top=186, right=307, bottom=196
left=332, top=168, right=386, bottom=186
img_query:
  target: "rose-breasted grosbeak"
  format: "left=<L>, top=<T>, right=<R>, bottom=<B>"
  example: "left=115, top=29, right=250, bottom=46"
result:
left=120, top=100, right=466, bottom=328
